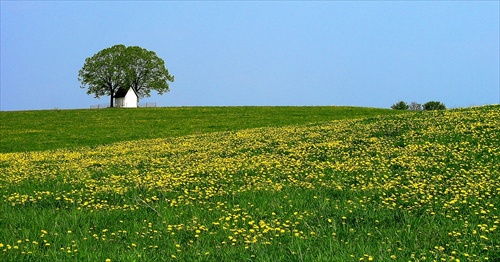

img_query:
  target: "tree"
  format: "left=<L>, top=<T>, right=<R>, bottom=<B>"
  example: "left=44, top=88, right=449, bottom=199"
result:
left=124, top=46, right=174, bottom=99
left=409, top=102, right=422, bottom=111
left=78, top=45, right=128, bottom=108
left=423, top=101, right=446, bottom=110
left=391, top=101, right=409, bottom=110
left=79, top=45, right=174, bottom=107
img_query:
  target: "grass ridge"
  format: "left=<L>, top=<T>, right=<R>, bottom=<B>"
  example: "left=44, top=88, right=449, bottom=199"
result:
left=0, top=106, right=404, bottom=153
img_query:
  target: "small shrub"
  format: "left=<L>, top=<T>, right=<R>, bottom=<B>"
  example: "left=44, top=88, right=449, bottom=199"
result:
left=423, top=101, right=446, bottom=110
left=391, top=101, right=409, bottom=110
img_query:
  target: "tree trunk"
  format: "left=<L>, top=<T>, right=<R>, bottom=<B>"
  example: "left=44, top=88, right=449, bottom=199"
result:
left=110, top=93, right=114, bottom=108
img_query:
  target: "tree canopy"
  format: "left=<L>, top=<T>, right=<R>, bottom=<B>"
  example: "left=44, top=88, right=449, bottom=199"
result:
left=78, top=45, right=174, bottom=107
left=391, top=101, right=409, bottom=110
left=423, top=101, right=446, bottom=110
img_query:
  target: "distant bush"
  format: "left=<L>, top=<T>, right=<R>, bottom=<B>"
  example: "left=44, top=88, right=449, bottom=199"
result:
left=409, top=102, right=422, bottom=111
left=423, top=101, right=446, bottom=110
left=392, top=101, right=445, bottom=111
left=391, top=101, right=409, bottom=110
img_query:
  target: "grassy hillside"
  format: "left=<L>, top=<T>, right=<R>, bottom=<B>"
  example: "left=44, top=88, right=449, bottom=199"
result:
left=0, top=106, right=403, bottom=153
left=1, top=105, right=499, bottom=261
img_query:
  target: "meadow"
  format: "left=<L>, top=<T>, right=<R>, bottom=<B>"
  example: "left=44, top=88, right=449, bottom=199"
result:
left=0, top=105, right=499, bottom=261
left=0, top=106, right=402, bottom=153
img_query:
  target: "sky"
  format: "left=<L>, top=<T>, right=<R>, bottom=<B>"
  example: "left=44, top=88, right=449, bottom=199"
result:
left=1, top=1, right=499, bottom=111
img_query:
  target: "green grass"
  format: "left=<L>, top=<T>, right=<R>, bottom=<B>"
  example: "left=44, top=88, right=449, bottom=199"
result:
left=1, top=105, right=499, bottom=261
left=0, top=106, right=403, bottom=153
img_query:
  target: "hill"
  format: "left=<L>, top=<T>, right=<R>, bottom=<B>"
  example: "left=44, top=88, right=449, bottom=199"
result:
left=0, top=106, right=403, bottom=153
left=0, top=105, right=498, bottom=261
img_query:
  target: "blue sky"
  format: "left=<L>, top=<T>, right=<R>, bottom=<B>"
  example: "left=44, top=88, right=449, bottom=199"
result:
left=1, top=1, right=499, bottom=111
